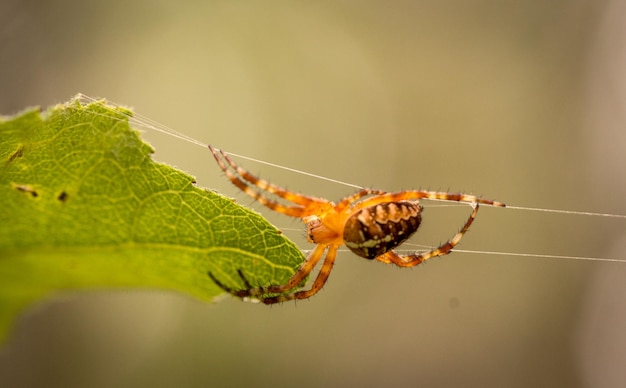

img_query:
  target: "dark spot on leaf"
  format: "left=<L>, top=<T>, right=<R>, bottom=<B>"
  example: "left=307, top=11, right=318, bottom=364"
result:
left=58, top=191, right=69, bottom=202
left=7, top=144, right=24, bottom=164
left=14, top=184, right=38, bottom=197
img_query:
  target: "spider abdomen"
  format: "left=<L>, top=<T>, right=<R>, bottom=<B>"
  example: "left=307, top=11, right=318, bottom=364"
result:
left=343, top=201, right=423, bottom=259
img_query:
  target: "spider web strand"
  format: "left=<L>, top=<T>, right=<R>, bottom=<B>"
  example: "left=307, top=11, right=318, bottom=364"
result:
left=450, top=248, right=625, bottom=263
left=76, top=94, right=626, bottom=219
left=505, top=205, right=626, bottom=219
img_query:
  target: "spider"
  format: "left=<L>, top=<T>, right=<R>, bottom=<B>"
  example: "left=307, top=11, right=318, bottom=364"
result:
left=207, top=145, right=505, bottom=304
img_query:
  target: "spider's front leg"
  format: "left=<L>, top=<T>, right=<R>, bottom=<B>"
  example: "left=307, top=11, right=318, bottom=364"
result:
left=378, top=203, right=480, bottom=267
left=208, top=145, right=335, bottom=218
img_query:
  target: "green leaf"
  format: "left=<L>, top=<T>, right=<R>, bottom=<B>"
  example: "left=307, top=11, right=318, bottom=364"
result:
left=0, top=96, right=305, bottom=344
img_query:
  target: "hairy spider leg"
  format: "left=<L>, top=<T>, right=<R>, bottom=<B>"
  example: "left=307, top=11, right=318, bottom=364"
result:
left=266, top=245, right=339, bottom=303
left=254, top=243, right=329, bottom=295
left=333, top=188, right=388, bottom=212
left=353, top=190, right=505, bottom=209
left=376, top=202, right=480, bottom=267
left=209, top=145, right=322, bottom=205
left=209, top=243, right=338, bottom=304
left=209, top=145, right=333, bottom=218
left=250, top=244, right=340, bottom=304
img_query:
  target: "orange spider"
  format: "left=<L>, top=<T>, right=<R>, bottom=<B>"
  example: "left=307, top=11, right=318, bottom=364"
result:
left=207, top=146, right=505, bottom=304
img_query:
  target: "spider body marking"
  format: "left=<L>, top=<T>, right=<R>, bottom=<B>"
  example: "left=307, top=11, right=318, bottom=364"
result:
left=208, top=145, right=505, bottom=304
left=342, top=201, right=423, bottom=259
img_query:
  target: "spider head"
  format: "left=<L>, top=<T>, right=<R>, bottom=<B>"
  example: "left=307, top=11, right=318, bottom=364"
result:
left=304, top=216, right=322, bottom=243
left=304, top=215, right=343, bottom=245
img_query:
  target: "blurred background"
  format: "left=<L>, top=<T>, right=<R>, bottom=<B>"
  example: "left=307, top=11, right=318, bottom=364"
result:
left=1, top=1, right=625, bottom=387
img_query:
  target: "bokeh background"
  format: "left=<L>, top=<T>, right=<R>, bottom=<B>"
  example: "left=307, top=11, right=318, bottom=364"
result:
left=1, top=1, right=625, bottom=387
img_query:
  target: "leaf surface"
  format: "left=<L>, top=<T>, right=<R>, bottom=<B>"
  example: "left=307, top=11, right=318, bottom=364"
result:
left=0, top=96, right=305, bottom=344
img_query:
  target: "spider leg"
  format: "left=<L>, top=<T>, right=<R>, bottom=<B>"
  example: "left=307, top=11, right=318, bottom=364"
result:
left=260, top=245, right=339, bottom=304
left=354, top=190, right=505, bottom=209
left=209, top=145, right=333, bottom=217
left=262, top=243, right=328, bottom=294
left=334, top=188, right=387, bottom=212
left=376, top=202, right=480, bottom=267
left=246, top=245, right=339, bottom=304
left=209, top=243, right=331, bottom=304
left=208, top=270, right=251, bottom=298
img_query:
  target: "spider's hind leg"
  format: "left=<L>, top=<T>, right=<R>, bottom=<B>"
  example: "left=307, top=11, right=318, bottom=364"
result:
left=378, top=203, right=480, bottom=267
